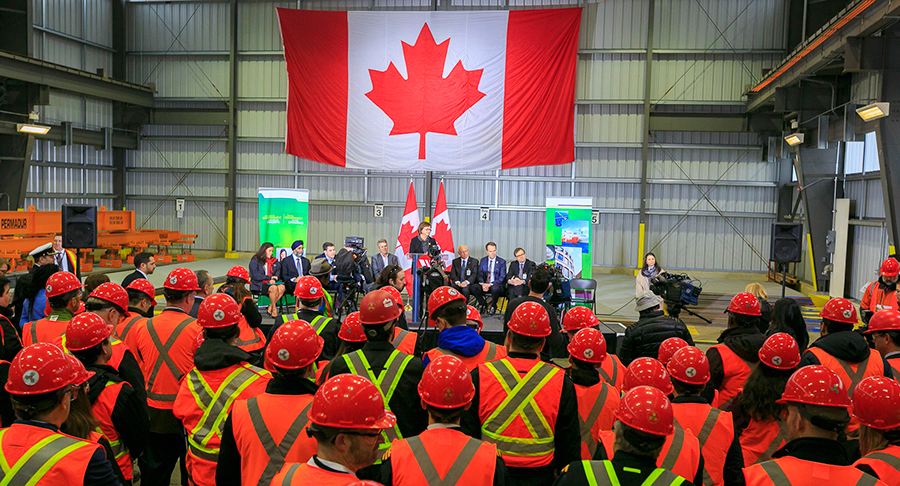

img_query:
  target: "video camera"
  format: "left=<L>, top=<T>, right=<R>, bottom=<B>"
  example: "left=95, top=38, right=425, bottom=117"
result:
left=649, top=272, right=703, bottom=319
left=334, top=236, right=372, bottom=284
left=544, top=263, right=571, bottom=306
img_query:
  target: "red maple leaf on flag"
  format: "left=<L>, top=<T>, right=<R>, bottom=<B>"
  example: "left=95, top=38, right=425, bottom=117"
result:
left=397, top=220, right=415, bottom=253
left=366, top=23, right=486, bottom=159
left=432, top=219, right=453, bottom=250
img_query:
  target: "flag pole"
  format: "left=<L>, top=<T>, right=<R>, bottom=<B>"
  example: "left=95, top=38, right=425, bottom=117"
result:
left=424, top=171, right=434, bottom=223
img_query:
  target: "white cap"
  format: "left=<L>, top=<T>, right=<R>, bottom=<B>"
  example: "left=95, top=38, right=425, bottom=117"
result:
left=29, top=242, right=54, bottom=258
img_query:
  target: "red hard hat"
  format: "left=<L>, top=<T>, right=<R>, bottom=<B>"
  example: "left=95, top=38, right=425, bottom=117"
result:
left=382, top=286, right=403, bottom=308
left=777, top=365, right=852, bottom=409
left=226, top=265, right=250, bottom=282
left=623, top=357, right=674, bottom=395
left=881, top=258, right=900, bottom=277
left=428, top=286, right=465, bottom=319
left=164, top=268, right=200, bottom=291
left=359, top=290, right=402, bottom=325
left=197, top=294, right=241, bottom=329
left=819, top=298, right=858, bottom=325
left=339, top=312, right=367, bottom=343
left=615, top=385, right=674, bottom=436
left=6, top=343, right=76, bottom=395
left=567, top=328, right=607, bottom=364
left=65, top=312, right=112, bottom=352
left=758, top=332, right=801, bottom=370
left=67, top=354, right=94, bottom=385
left=192, top=332, right=205, bottom=356
left=508, top=301, right=551, bottom=338
left=865, top=309, right=900, bottom=334
left=265, top=320, right=324, bottom=372
left=657, top=337, right=689, bottom=365
left=666, top=347, right=710, bottom=385
left=418, top=355, right=475, bottom=408
left=726, top=292, right=762, bottom=316
left=466, top=305, right=483, bottom=332
left=853, top=377, right=900, bottom=429
left=562, top=306, right=599, bottom=332
left=294, top=276, right=324, bottom=300
left=45, top=272, right=82, bottom=298
left=126, top=278, right=158, bottom=305
left=89, top=283, right=129, bottom=314
left=309, top=374, right=397, bottom=429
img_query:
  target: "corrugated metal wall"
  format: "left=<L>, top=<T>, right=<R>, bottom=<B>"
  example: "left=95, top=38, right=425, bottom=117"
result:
left=125, top=0, right=785, bottom=271
left=27, top=0, right=116, bottom=212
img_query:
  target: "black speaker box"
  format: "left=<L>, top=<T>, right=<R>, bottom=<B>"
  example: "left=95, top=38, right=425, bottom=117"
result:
left=62, top=205, right=97, bottom=249
left=771, top=222, right=802, bottom=263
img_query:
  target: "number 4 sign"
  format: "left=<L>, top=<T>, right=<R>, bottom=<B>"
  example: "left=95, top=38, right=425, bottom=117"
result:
left=480, top=207, right=490, bottom=221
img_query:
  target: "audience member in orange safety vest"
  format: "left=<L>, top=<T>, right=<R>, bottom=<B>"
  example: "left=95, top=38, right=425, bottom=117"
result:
left=705, top=292, right=766, bottom=409
left=217, top=265, right=267, bottom=360
left=118, top=278, right=156, bottom=345
left=460, top=301, right=581, bottom=486
left=382, top=285, right=417, bottom=355
left=800, top=298, right=891, bottom=433
left=861, top=258, right=900, bottom=321
left=22, top=271, right=83, bottom=346
left=853, top=376, right=900, bottom=484
left=667, top=346, right=743, bottom=486
left=217, top=319, right=324, bottom=486
left=67, top=312, right=150, bottom=483
left=729, top=333, right=800, bottom=466
left=124, top=267, right=203, bottom=486
left=379, top=355, right=510, bottom=486
left=864, top=309, right=900, bottom=379
left=566, top=328, right=620, bottom=460
left=270, top=374, right=397, bottom=486
left=173, top=293, right=271, bottom=486
left=423, top=286, right=507, bottom=370
left=742, top=365, right=886, bottom=486
left=562, top=306, right=626, bottom=391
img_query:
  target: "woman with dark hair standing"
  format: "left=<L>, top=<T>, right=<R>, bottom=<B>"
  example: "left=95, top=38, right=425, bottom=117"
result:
left=635, top=252, right=662, bottom=296
left=767, top=298, right=809, bottom=351
left=248, top=243, right=285, bottom=318
left=408, top=221, right=438, bottom=256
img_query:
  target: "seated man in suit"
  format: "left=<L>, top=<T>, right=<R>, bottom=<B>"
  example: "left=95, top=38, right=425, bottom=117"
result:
left=121, top=251, right=156, bottom=287
left=316, top=242, right=338, bottom=292
left=471, top=242, right=506, bottom=316
left=505, top=248, right=534, bottom=301
left=280, top=239, right=310, bottom=295
left=449, top=245, right=478, bottom=301
left=370, top=239, right=399, bottom=280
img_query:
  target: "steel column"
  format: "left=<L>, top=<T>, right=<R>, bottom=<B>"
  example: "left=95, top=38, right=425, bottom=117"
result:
left=226, top=0, right=239, bottom=252
left=875, top=28, right=900, bottom=253
left=637, top=0, right=655, bottom=265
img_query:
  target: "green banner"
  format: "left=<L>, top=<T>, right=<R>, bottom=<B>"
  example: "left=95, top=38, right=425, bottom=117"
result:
left=545, top=197, right=592, bottom=279
left=258, top=189, right=309, bottom=256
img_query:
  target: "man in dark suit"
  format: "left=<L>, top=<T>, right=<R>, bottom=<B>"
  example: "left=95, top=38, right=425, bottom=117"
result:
left=370, top=238, right=400, bottom=280
left=316, top=241, right=338, bottom=292
left=279, top=240, right=310, bottom=295
left=449, top=245, right=478, bottom=300
left=471, top=241, right=506, bottom=315
left=505, top=247, right=535, bottom=301
left=121, top=251, right=156, bottom=287
left=28, top=243, right=56, bottom=274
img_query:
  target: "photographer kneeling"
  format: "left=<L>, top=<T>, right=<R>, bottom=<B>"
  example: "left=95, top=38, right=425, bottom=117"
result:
left=618, top=290, right=694, bottom=366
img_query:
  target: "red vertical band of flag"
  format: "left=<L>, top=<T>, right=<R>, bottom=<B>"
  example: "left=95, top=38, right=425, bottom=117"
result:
left=278, top=9, right=348, bottom=167
left=431, top=181, right=455, bottom=267
left=394, top=181, right=420, bottom=295
left=502, top=8, right=581, bottom=169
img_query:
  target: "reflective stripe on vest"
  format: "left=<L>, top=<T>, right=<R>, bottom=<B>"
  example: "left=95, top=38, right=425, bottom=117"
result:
left=659, top=426, right=686, bottom=472
left=581, top=460, right=686, bottom=486
left=120, top=315, right=144, bottom=342
left=757, top=421, right=787, bottom=465
left=145, top=316, right=194, bottom=403
left=0, top=429, right=93, bottom=485
left=186, top=365, right=266, bottom=461
left=342, top=350, right=412, bottom=446
left=598, top=360, right=618, bottom=388
left=578, top=383, right=610, bottom=458
left=406, top=435, right=483, bottom=486
left=693, top=409, right=724, bottom=486
left=863, top=451, right=900, bottom=474
left=29, top=321, right=38, bottom=346
left=95, top=425, right=127, bottom=460
left=481, top=360, right=559, bottom=457
left=435, top=342, right=497, bottom=362
left=279, top=463, right=301, bottom=485
left=246, top=398, right=312, bottom=486
left=809, top=347, right=878, bottom=397
left=392, top=329, right=409, bottom=348
left=280, top=315, right=330, bottom=335
left=758, top=460, right=879, bottom=486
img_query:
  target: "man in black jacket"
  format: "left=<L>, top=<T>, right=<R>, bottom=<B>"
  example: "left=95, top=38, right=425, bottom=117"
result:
left=505, top=248, right=535, bottom=301
left=449, top=245, right=479, bottom=300
left=618, top=290, right=693, bottom=366
left=280, top=240, right=310, bottom=295
left=503, top=264, right=567, bottom=360
left=121, top=251, right=156, bottom=287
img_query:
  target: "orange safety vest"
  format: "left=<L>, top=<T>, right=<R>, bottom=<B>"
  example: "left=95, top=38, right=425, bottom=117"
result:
left=743, top=456, right=886, bottom=485
left=388, top=428, right=497, bottom=486
left=424, top=340, right=507, bottom=371
left=0, top=423, right=101, bottom=485
left=886, top=356, right=900, bottom=381
left=740, top=418, right=786, bottom=467
left=574, top=378, right=619, bottom=460
left=173, top=362, right=271, bottom=486
left=118, top=312, right=147, bottom=344
left=22, top=316, right=69, bottom=346
left=862, top=282, right=900, bottom=313
left=599, top=354, right=626, bottom=391
left=90, top=379, right=134, bottom=480
left=235, top=315, right=266, bottom=354
left=672, top=402, right=735, bottom=486
left=270, top=462, right=359, bottom=486
left=808, top=346, right=885, bottom=432
left=710, top=344, right=755, bottom=408
left=598, top=426, right=702, bottom=483
left=855, top=445, right=900, bottom=486
left=231, top=393, right=318, bottom=486
left=127, top=310, right=202, bottom=410
left=392, top=328, right=417, bottom=355
left=477, top=357, right=564, bottom=468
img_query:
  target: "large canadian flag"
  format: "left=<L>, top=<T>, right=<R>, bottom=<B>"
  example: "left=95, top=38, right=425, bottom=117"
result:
left=278, top=8, right=581, bottom=171
left=431, top=181, right=455, bottom=268
left=394, top=181, right=420, bottom=294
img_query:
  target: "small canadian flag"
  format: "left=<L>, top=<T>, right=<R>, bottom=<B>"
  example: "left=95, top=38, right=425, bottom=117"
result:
left=393, top=181, right=420, bottom=295
left=431, top=181, right=455, bottom=268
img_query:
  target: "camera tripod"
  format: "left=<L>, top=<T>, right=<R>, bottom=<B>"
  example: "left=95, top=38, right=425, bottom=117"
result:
left=666, top=301, right=712, bottom=324
left=334, top=279, right=361, bottom=321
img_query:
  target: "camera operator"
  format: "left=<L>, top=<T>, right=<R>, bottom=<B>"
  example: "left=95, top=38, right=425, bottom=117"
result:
left=502, top=264, right=566, bottom=361
left=618, top=290, right=693, bottom=367
left=408, top=222, right=438, bottom=256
